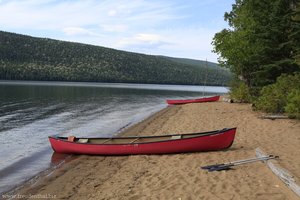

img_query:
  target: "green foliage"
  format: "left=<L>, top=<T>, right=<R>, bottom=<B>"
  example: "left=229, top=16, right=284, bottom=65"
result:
left=285, top=90, right=300, bottom=119
left=213, top=0, right=300, bottom=118
left=290, top=2, right=300, bottom=66
left=229, top=79, right=252, bottom=102
left=213, top=0, right=300, bottom=88
left=0, top=31, right=232, bottom=86
left=254, top=84, right=287, bottom=113
left=255, top=73, right=300, bottom=113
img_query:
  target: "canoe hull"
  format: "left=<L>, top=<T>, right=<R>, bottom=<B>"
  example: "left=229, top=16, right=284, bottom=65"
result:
left=49, top=128, right=236, bottom=155
left=166, top=95, right=220, bottom=105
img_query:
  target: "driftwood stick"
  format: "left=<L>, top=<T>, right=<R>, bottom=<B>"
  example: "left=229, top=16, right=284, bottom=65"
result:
left=221, top=97, right=233, bottom=103
left=259, top=115, right=289, bottom=120
left=255, top=148, right=300, bottom=197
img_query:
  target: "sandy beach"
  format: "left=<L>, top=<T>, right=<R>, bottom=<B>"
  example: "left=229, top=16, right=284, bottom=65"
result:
left=5, top=100, right=300, bottom=199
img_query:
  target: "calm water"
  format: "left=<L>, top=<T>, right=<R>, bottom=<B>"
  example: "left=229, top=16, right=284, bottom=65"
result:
left=0, top=81, right=228, bottom=194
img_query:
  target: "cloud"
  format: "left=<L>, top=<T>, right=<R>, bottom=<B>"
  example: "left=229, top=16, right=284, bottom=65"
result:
left=101, top=24, right=128, bottom=33
left=0, top=0, right=181, bottom=30
left=116, top=33, right=170, bottom=49
left=113, top=28, right=219, bottom=61
left=163, top=28, right=218, bottom=61
left=135, top=34, right=162, bottom=44
left=108, top=9, right=117, bottom=17
left=62, top=27, right=103, bottom=37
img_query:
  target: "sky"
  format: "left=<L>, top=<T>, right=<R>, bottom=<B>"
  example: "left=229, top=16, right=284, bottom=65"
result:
left=0, top=0, right=235, bottom=62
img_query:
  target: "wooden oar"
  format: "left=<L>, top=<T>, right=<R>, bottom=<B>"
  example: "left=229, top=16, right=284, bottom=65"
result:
left=201, top=155, right=278, bottom=172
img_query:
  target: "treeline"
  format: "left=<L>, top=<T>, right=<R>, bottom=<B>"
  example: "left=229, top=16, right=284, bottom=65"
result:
left=213, top=0, right=300, bottom=118
left=0, top=31, right=231, bottom=86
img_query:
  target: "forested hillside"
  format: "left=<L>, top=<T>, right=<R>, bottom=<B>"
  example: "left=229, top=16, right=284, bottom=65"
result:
left=0, top=31, right=231, bottom=86
left=213, top=0, right=300, bottom=118
left=162, top=56, right=221, bottom=69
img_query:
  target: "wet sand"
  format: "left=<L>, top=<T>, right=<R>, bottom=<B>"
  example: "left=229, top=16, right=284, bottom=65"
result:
left=5, top=100, right=300, bottom=199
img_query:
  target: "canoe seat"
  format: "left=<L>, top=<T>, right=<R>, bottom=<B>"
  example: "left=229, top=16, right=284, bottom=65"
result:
left=78, top=139, right=89, bottom=143
left=171, top=135, right=181, bottom=140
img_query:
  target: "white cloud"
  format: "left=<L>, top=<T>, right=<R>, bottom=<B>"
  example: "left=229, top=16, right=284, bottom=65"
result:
left=101, top=24, right=128, bottom=33
left=108, top=9, right=117, bottom=17
left=62, top=27, right=103, bottom=37
left=0, top=0, right=180, bottom=32
left=164, top=28, right=218, bottom=61
left=116, top=33, right=168, bottom=49
left=135, top=34, right=161, bottom=43
left=114, top=28, right=218, bottom=61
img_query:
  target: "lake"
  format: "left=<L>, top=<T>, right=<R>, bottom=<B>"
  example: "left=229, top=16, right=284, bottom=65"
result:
left=0, top=81, right=228, bottom=194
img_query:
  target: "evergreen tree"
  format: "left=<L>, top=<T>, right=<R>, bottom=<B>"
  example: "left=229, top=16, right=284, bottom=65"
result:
left=213, top=0, right=300, bottom=88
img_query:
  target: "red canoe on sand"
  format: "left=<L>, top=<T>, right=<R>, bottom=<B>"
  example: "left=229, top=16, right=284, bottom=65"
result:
left=49, top=128, right=236, bottom=155
left=166, top=95, right=220, bottom=105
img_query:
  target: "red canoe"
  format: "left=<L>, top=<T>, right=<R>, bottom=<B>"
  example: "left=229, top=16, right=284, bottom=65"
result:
left=166, top=95, right=220, bottom=105
left=49, top=128, right=236, bottom=155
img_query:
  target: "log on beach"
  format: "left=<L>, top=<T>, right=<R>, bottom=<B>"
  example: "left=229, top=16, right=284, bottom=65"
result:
left=259, top=115, right=289, bottom=120
left=256, top=148, right=300, bottom=198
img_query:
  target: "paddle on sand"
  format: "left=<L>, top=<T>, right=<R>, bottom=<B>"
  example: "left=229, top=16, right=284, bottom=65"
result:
left=201, top=155, right=278, bottom=172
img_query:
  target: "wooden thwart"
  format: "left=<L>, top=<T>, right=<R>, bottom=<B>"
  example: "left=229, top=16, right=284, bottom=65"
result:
left=101, top=138, right=112, bottom=144
left=255, top=148, right=300, bottom=198
left=130, top=138, right=140, bottom=144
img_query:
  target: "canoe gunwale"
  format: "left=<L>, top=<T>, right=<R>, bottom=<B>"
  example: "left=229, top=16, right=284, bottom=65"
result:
left=49, top=127, right=236, bottom=146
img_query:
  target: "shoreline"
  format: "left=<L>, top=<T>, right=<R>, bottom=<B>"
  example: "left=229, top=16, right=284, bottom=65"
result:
left=2, top=106, right=174, bottom=196
left=4, top=101, right=300, bottom=199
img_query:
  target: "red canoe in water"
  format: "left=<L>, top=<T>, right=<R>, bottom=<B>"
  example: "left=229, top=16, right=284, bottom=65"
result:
left=49, top=128, right=236, bottom=155
left=166, top=95, right=220, bottom=105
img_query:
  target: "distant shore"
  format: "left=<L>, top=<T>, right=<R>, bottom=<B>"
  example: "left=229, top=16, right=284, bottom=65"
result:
left=0, top=80, right=229, bottom=93
left=5, top=99, right=300, bottom=199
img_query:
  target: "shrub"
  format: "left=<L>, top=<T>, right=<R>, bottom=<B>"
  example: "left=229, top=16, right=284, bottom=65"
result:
left=255, top=73, right=300, bottom=113
left=254, top=84, right=286, bottom=113
left=285, top=90, right=300, bottom=119
left=229, top=80, right=252, bottom=103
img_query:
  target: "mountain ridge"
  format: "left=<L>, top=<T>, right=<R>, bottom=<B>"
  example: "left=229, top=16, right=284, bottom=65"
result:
left=0, top=30, right=231, bottom=86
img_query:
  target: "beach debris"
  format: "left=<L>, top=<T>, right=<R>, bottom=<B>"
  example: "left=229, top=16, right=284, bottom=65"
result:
left=201, top=154, right=278, bottom=172
left=259, top=115, right=289, bottom=120
left=222, top=97, right=233, bottom=103
left=256, top=148, right=300, bottom=197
